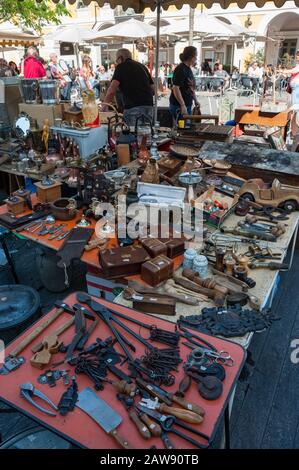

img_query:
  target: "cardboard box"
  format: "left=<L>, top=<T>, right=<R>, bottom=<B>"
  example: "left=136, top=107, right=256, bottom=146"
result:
left=18, top=103, right=63, bottom=128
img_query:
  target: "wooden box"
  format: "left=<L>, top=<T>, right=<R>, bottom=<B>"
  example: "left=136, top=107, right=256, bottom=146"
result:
left=35, top=181, right=62, bottom=203
left=158, top=155, right=183, bottom=177
left=159, top=237, right=185, bottom=259
left=99, top=245, right=150, bottom=279
left=5, top=196, right=25, bottom=215
left=193, top=186, right=238, bottom=228
left=141, top=255, right=174, bottom=287
left=63, top=106, right=83, bottom=124
left=132, top=293, right=176, bottom=315
left=141, top=238, right=168, bottom=258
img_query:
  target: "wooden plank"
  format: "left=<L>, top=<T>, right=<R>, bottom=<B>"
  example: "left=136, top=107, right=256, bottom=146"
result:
left=260, top=304, right=299, bottom=448
left=293, top=421, right=299, bottom=448
left=235, top=107, right=290, bottom=127
left=230, top=253, right=299, bottom=448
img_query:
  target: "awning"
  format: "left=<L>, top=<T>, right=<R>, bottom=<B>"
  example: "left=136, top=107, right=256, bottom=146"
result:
left=48, top=0, right=299, bottom=13
left=0, top=31, right=42, bottom=47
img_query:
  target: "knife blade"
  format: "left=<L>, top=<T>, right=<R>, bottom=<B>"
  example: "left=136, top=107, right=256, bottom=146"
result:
left=76, top=387, right=133, bottom=449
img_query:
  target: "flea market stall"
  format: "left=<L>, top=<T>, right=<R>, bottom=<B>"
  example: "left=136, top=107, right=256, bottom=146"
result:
left=0, top=0, right=299, bottom=452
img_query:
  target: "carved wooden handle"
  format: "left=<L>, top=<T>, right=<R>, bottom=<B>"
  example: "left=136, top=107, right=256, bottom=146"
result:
left=31, top=317, right=75, bottom=354
left=10, top=308, right=64, bottom=357
left=110, top=429, right=134, bottom=449
left=158, top=403, right=203, bottom=424
left=129, top=410, right=151, bottom=439
left=174, top=275, right=212, bottom=297
left=171, top=395, right=205, bottom=417
left=139, top=413, right=162, bottom=437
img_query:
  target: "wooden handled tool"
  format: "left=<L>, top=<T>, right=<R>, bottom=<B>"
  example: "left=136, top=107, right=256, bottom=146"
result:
left=109, top=429, right=133, bottom=449
left=138, top=412, right=162, bottom=437
left=128, top=280, right=199, bottom=306
left=165, top=279, right=209, bottom=302
left=170, top=394, right=205, bottom=417
left=110, top=380, right=136, bottom=397
left=10, top=307, right=66, bottom=358
left=84, top=237, right=107, bottom=252
left=182, top=268, right=229, bottom=296
left=157, top=403, right=203, bottom=424
left=30, top=317, right=75, bottom=369
left=128, top=410, right=151, bottom=439
left=174, top=274, right=214, bottom=298
left=32, top=317, right=75, bottom=354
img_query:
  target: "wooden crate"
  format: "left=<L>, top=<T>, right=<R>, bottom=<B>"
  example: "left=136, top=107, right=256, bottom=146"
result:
left=193, top=186, right=239, bottom=228
left=35, top=181, right=62, bottom=203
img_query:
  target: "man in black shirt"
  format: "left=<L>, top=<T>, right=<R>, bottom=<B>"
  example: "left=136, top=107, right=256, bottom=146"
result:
left=103, top=48, right=154, bottom=126
left=169, top=46, right=199, bottom=122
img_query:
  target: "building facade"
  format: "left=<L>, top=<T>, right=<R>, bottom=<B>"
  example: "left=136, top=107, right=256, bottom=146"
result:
left=2, top=1, right=299, bottom=72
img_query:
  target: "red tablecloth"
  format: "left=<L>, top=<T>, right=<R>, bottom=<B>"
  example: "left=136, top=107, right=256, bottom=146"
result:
left=0, top=293, right=246, bottom=449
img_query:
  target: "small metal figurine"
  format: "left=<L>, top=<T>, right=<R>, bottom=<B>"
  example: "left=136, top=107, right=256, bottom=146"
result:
left=41, top=118, right=50, bottom=155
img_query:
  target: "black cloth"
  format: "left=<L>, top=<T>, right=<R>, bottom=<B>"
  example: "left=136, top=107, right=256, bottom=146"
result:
left=112, top=59, right=154, bottom=109
left=169, top=62, right=195, bottom=107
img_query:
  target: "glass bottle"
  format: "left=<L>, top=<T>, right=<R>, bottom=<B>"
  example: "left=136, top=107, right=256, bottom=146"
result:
left=223, top=245, right=236, bottom=276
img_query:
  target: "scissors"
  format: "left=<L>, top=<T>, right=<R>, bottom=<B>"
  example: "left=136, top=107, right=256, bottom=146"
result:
left=187, top=345, right=234, bottom=367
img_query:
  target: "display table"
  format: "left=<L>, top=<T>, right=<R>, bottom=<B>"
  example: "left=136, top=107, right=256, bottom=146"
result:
left=200, top=141, right=299, bottom=185
left=114, top=210, right=299, bottom=349
left=0, top=293, right=246, bottom=449
left=1, top=197, right=298, bottom=348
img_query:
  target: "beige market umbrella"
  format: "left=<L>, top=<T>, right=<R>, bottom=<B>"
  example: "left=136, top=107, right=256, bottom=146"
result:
left=45, top=26, right=100, bottom=66
left=48, top=0, right=298, bottom=121
left=91, top=18, right=156, bottom=40
left=0, top=31, right=42, bottom=47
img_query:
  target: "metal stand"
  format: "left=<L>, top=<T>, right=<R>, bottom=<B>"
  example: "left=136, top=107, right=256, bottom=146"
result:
left=0, top=229, right=20, bottom=284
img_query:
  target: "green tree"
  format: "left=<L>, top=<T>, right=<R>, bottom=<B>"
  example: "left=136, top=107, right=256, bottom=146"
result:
left=0, top=0, right=70, bottom=33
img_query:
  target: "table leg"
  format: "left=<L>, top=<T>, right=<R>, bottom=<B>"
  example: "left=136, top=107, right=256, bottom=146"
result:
left=0, top=237, right=20, bottom=284
left=224, top=405, right=231, bottom=449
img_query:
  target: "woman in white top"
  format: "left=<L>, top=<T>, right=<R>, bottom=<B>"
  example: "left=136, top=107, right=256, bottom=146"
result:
left=284, top=51, right=299, bottom=135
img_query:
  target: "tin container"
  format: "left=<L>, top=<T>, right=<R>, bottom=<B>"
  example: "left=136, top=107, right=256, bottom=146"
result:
left=193, top=254, right=208, bottom=279
left=183, top=248, right=197, bottom=269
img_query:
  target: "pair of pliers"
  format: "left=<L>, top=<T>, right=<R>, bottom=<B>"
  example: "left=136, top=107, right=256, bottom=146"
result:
left=20, top=382, right=58, bottom=416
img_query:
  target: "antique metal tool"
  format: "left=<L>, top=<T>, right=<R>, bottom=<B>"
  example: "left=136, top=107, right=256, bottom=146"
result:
left=136, top=404, right=209, bottom=448
left=136, top=378, right=205, bottom=417
left=248, top=261, right=289, bottom=270
left=139, top=397, right=203, bottom=424
left=76, top=292, right=155, bottom=362
left=20, top=382, right=58, bottom=416
left=30, top=316, right=75, bottom=369
left=1, top=301, right=76, bottom=375
left=0, top=357, right=25, bottom=375
left=117, top=393, right=152, bottom=440
left=76, top=387, right=133, bottom=449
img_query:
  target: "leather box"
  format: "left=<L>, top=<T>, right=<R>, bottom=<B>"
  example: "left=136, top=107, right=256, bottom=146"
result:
left=159, top=238, right=185, bottom=259
left=99, top=245, right=150, bottom=279
left=141, top=238, right=168, bottom=258
left=141, top=255, right=174, bottom=287
left=133, top=293, right=176, bottom=315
